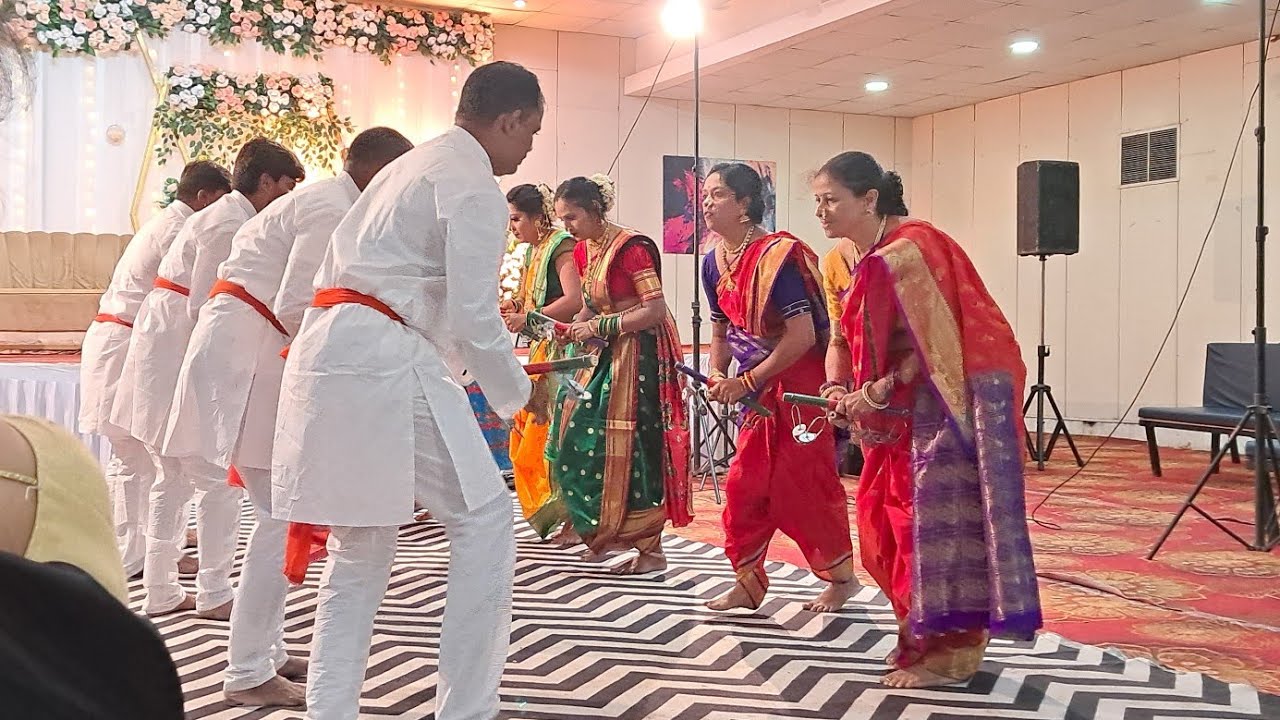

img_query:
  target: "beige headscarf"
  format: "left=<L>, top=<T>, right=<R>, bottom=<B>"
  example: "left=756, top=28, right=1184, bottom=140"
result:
left=1, top=415, right=127, bottom=602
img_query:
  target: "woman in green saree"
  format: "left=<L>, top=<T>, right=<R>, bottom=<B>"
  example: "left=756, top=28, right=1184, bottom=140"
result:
left=546, top=174, right=691, bottom=574
left=499, top=183, right=581, bottom=534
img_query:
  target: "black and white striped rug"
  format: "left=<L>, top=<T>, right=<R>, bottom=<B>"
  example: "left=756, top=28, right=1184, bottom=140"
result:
left=134, top=501, right=1279, bottom=719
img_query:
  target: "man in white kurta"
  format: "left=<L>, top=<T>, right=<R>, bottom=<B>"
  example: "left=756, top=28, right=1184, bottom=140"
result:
left=271, top=61, right=544, bottom=720
left=160, top=128, right=413, bottom=708
left=79, top=161, right=231, bottom=578
left=111, top=138, right=305, bottom=618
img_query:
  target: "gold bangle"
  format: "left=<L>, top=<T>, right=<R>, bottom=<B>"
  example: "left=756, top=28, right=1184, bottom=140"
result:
left=862, top=380, right=890, bottom=410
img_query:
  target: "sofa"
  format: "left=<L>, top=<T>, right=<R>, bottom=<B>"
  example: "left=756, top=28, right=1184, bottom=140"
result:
left=0, top=231, right=131, bottom=353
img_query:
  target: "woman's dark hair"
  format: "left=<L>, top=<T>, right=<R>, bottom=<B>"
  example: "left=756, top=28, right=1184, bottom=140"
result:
left=708, top=162, right=765, bottom=225
left=817, top=151, right=908, bottom=216
left=555, top=176, right=610, bottom=219
left=507, top=183, right=547, bottom=220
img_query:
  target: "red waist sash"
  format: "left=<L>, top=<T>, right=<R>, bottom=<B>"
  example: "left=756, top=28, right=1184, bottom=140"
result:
left=93, top=313, right=133, bottom=329
left=209, top=279, right=287, bottom=336
left=153, top=277, right=190, bottom=296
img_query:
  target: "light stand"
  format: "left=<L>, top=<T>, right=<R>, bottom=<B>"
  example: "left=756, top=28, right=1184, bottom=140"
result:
left=665, top=0, right=734, bottom=499
left=690, top=29, right=705, bottom=480
left=1149, top=0, right=1280, bottom=557
left=1021, top=255, right=1084, bottom=470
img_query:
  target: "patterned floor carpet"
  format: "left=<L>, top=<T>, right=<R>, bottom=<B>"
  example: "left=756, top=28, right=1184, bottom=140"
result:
left=138, top=495, right=1280, bottom=720
left=671, top=437, right=1280, bottom=695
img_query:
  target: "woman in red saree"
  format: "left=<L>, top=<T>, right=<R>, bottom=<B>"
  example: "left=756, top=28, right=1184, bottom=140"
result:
left=818, top=152, right=1042, bottom=688
left=699, top=163, right=856, bottom=613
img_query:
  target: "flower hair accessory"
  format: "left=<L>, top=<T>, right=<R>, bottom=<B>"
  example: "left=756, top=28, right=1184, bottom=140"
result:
left=588, top=173, right=616, bottom=212
left=536, top=183, right=555, bottom=221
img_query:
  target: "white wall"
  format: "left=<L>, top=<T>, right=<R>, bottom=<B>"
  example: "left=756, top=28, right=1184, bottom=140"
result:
left=910, top=43, right=1279, bottom=443
left=495, top=25, right=912, bottom=342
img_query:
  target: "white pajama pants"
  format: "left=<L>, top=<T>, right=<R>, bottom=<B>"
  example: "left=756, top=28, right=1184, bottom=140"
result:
left=142, top=450, right=243, bottom=614
left=224, top=465, right=291, bottom=693
left=305, top=395, right=516, bottom=720
left=103, top=432, right=155, bottom=577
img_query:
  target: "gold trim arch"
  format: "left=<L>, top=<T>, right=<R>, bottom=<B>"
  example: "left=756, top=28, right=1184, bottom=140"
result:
left=129, top=35, right=189, bottom=232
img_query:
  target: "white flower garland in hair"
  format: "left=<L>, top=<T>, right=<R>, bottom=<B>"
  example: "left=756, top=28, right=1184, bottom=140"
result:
left=499, top=236, right=531, bottom=302
left=588, top=173, right=615, bottom=213
left=536, top=183, right=556, bottom=225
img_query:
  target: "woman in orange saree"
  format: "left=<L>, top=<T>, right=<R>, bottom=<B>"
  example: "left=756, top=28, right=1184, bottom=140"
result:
left=818, top=152, right=1042, bottom=688
left=499, top=183, right=581, bottom=533
left=698, top=163, right=856, bottom=613
left=545, top=174, right=691, bottom=575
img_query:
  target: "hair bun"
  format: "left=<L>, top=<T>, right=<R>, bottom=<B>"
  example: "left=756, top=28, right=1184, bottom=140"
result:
left=588, top=173, right=616, bottom=212
left=876, top=170, right=908, bottom=217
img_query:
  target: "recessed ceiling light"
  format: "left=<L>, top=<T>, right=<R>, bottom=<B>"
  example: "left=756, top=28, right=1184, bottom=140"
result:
left=1010, top=40, right=1039, bottom=55
left=513, top=0, right=526, bottom=8
left=865, top=80, right=889, bottom=93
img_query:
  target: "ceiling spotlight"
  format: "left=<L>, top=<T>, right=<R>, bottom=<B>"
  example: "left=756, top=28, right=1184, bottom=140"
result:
left=865, top=80, right=889, bottom=93
left=513, top=0, right=526, bottom=8
left=1010, top=40, right=1039, bottom=55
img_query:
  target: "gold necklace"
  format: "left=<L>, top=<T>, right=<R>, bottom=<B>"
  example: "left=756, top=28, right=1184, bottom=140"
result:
left=583, top=224, right=620, bottom=310
left=720, top=226, right=758, bottom=291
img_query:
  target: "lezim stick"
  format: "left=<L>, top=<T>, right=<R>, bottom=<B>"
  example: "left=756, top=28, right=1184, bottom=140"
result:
left=528, top=311, right=607, bottom=350
left=782, top=392, right=837, bottom=410
left=524, top=355, right=596, bottom=375
left=675, top=362, right=773, bottom=418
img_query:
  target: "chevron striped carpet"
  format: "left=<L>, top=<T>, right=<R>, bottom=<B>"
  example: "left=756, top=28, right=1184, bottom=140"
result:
left=133, top=500, right=1279, bottom=720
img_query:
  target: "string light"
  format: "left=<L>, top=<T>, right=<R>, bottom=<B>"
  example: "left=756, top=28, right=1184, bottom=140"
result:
left=83, top=62, right=97, bottom=231
left=11, top=109, right=28, bottom=228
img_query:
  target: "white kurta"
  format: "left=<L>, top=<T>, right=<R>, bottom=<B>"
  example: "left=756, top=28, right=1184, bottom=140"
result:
left=79, top=201, right=193, bottom=436
left=163, top=174, right=360, bottom=469
left=271, top=126, right=530, bottom=527
left=110, top=192, right=257, bottom=448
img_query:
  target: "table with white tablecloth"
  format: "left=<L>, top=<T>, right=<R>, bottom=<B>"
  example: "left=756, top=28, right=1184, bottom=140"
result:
left=0, top=361, right=113, bottom=467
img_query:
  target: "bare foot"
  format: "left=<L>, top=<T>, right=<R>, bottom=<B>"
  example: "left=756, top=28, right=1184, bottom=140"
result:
left=885, top=647, right=900, bottom=667
left=882, top=666, right=967, bottom=689
left=551, top=525, right=582, bottom=548
left=177, top=554, right=199, bottom=575
left=413, top=509, right=432, bottom=522
left=277, top=655, right=308, bottom=681
left=803, top=581, right=856, bottom=613
left=224, top=675, right=306, bottom=708
left=185, top=528, right=198, bottom=548
left=146, top=593, right=196, bottom=618
left=197, top=599, right=234, bottom=621
left=611, top=552, right=667, bottom=575
left=705, top=583, right=761, bottom=611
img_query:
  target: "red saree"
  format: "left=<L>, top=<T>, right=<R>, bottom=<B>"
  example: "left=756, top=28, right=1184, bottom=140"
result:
left=842, top=220, right=1042, bottom=678
left=706, top=232, right=854, bottom=606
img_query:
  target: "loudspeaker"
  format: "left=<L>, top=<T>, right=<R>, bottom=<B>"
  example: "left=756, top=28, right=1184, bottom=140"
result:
left=1017, top=160, right=1079, bottom=257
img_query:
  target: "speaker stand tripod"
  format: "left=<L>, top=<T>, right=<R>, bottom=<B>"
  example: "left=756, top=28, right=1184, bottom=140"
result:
left=686, top=386, right=737, bottom=504
left=1148, top=0, right=1280, bottom=557
left=1023, top=255, right=1084, bottom=471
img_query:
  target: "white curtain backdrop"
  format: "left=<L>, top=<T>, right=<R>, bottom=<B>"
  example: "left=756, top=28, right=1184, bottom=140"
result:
left=0, top=32, right=469, bottom=233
